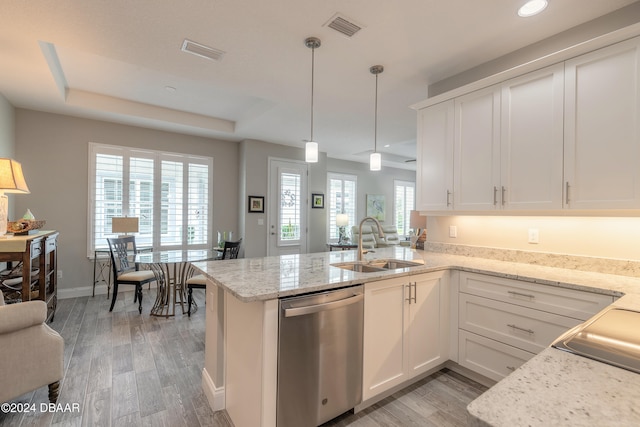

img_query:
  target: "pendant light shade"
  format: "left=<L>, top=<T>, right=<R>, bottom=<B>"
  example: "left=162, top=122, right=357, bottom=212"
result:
left=370, top=65, right=384, bottom=171
left=305, top=37, right=321, bottom=163
left=369, top=152, right=382, bottom=171
left=305, top=141, right=318, bottom=162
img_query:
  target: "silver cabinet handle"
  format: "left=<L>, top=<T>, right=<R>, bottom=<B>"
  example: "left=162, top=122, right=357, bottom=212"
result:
left=283, top=293, right=363, bottom=317
left=412, top=282, right=417, bottom=304
left=507, top=324, right=535, bottom=335
left=493, top=186, right=498, bottom=206
left=446, top=190, right=452, bottom=207
left=501, top=186, right=506, bottom=206
left=508, top=290, right=535, bottom=299
left=565, top=181, right=570, bottom=205
left=405, top=283, right=417, bottom=304
left=506, top=366, right=516, bottom=372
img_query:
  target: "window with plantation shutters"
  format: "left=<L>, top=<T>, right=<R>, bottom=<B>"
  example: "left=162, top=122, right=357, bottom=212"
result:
left=88, top=143, right=212, bottom=256
left=327, top=173, right=357, bottom=241
left=394, top=180, right=415, bottom=237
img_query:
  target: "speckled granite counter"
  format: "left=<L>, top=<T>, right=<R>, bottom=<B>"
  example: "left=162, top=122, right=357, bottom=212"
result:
left=194, top=246, right=640, bottom=426
left=191, top=246, right=640, bottom=302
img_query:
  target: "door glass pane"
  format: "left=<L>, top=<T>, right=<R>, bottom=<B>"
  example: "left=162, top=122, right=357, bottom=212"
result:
left=280, top=172, right=301, bottom=243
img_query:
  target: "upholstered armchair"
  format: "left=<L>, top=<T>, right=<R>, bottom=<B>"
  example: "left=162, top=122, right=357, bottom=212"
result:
left=352, top=224, right=402, bottom=249
left=0, top=292, right=64, bottom=403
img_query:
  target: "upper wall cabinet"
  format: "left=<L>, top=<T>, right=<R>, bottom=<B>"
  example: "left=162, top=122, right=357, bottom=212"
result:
left=416, top=35, right=640, bottom=214
left=564, top=37, right=640, bottom=209
left=416, top=100, right=454, bottom=211
left=454, top=85, right=501, bottom=211
left=501, top=64, right=565, bottom=210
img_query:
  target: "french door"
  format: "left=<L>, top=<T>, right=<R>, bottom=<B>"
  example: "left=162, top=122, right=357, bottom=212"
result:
left=268, top=158, right=308, bottom=256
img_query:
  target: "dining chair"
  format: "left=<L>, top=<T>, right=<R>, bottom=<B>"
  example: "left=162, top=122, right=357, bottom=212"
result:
left=186, top=238, right=242, bottom=316
left=107, top=236, right=156, bottom=313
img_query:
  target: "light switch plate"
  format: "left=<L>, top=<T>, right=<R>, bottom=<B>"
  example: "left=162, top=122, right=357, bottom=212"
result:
left=528, top=228, right=539, bottom=244
left=449, top=225, right=457, bottom=238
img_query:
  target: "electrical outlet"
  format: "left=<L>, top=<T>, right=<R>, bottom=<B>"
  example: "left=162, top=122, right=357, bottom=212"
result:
left=57, top=270, right=63, bottom=279
left=528, top=228, right=539, bottom=244
left=449, top=225, right=457, bottom=238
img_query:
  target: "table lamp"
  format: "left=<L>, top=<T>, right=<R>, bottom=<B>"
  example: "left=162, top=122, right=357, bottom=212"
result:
left=0, top=158, right=30, bottom=236
left=111, top=217, right=139, bottom=237
left=336, top=213, right=349, bottom=245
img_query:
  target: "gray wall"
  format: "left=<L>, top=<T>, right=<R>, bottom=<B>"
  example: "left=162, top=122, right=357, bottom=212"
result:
left=14, top=109, right=240, bottom=295
left=239, top=139, right=329, bottom=257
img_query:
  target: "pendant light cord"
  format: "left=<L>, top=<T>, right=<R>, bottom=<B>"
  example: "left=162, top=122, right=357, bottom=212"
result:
left=310, top=45, right=315, bottom=142
left=374, top=72, right=378, bottom=153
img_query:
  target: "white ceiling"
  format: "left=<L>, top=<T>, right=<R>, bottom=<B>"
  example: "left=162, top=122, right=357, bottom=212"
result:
left=1, top=0, right=637, bottom=169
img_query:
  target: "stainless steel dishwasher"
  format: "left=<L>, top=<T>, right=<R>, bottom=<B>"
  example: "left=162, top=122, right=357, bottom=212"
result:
left=277, top=285, right=364, bottom=427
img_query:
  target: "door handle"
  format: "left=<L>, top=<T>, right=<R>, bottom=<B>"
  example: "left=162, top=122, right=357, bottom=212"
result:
left=405, top=284, right=412, bottom=304
left=283, top=293, right=364, bottom=317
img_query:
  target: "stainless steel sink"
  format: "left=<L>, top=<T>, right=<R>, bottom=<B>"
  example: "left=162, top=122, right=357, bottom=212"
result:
left=331, top=262, right=387, bottom=273
left=369, top=259, right=423, bottom=269
left=332, top=259, right=423, bottom=273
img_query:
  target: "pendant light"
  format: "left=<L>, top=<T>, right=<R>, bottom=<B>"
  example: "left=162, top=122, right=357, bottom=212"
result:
left=370, top=65, right=384, bottom=171
left=304, top=37, right=321, bottom=163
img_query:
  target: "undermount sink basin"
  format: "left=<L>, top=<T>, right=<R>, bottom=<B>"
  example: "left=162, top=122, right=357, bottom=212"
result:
left=368, top=259, right=423, bottom=269
left=331, top=259, right=423, bottom=273
left=332, top=263, right=387, bottom=273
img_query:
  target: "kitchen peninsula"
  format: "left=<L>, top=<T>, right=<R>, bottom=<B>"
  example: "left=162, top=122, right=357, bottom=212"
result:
left=191, top=246, right=640, bottom=427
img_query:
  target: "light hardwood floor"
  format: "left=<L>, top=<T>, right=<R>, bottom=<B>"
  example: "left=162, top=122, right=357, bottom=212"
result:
left=1, top=288, right=487, bottom=427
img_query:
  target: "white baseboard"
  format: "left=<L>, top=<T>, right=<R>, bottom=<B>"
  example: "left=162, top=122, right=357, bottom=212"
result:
left=57, top=282, right=158, bottom=299
left=202, top=367, right=225, bottom=411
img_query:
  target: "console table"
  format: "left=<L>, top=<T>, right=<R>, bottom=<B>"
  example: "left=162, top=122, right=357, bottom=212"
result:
left=0, top=230, right=58, bottom=322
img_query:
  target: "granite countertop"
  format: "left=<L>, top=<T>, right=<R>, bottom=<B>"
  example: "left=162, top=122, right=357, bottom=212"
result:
left=191, top=246, right=640, bottom=302
left=193, top=245, right=640, bottom=426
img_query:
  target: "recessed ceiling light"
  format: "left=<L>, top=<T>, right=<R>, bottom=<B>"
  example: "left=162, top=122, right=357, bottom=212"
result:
left=518, top=0, right=548, bottom=17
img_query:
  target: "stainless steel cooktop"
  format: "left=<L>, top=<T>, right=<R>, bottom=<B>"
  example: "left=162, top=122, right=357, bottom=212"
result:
left=552, top=307, right=640, bottom=374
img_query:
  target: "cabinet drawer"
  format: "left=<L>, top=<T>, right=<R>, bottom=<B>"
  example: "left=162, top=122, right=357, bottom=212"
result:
left=458, top=330, right=534, bottom=382
left=29, top=240, right=42, bottom=259
left=459, top=272, right=612, bottom=320
left=459, top=293, right=581, bottom=354
left=45, top=236, right=57, bottom=254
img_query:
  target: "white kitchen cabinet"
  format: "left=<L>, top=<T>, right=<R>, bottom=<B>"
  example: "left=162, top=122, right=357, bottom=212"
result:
left=362, top=271, right=448, bottom=401
left=458, top=330, right=534, bottom=383
left=500, top=64, right=564, bottom=210
left=416, top=100, right=454, bottom=211
left=453, top=86, right=501, bottom=211
left=457, top=271, right=613, bottom=381
left=564, top=37, right=640, bottom=209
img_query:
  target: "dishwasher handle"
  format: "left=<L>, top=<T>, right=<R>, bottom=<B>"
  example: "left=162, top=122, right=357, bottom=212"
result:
left=283, top=293, right=364, bottom=317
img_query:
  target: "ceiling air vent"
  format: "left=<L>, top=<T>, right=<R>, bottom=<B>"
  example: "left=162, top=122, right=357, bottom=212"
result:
left=181, top=39, right=225, bottom=61
left=324, top=13, right=363, bottom=38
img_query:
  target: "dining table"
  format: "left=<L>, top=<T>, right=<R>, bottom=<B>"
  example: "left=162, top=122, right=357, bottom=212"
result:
left=135, top=249, right=217, bottom=317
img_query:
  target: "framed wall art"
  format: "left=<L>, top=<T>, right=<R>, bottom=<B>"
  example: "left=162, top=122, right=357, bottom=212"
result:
left=312, top=193, right=324, bottom=209
left=248, top=195, right=265, bottom=213
left=366, top=194, right=385, bottom=220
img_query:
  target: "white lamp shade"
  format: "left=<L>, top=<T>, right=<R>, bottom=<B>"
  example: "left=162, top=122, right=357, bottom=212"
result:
left=336, top=214, right=349, bottom=227
left=0, top=158, right=30, bottom=193
left=305, top=141, right=318, bottom=163
left=369, top=152, right=382, bottom=171
left=112, top=217, right=139, bottom=234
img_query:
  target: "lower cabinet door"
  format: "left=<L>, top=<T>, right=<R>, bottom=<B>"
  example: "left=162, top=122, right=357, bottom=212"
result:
left=458, top=330, right=535, bottom=382
left=408, top=272, right=448, bottom=377
left=363, top=277, right=409, bottom=401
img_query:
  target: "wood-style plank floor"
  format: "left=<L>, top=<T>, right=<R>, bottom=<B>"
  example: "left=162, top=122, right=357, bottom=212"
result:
left=1, top=288, right=487, bottom=427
